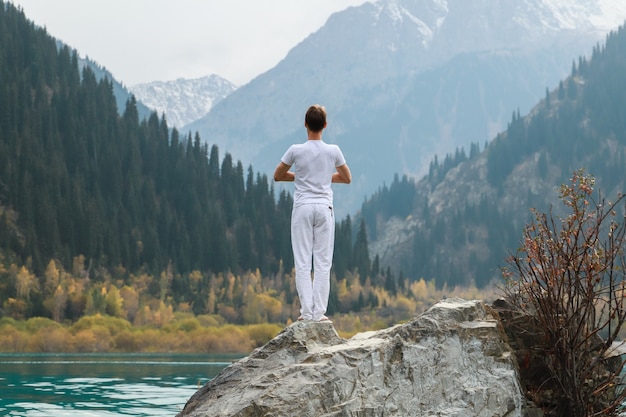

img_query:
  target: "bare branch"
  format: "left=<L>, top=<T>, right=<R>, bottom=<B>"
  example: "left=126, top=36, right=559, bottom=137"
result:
left=502, top=170, right=626, bottom=417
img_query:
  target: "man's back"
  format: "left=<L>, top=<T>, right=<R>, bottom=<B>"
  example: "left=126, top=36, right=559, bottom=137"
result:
left=282, top=140, right=345, bottom=206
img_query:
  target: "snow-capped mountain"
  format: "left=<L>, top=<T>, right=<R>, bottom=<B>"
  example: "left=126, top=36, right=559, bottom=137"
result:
left=130, top=75, right=237, bottom=128
left=183, top=0, right=626, bottom=216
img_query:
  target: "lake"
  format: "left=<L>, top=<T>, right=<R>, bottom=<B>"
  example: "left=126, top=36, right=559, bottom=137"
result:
left=0, top=352, right=242, bottom=416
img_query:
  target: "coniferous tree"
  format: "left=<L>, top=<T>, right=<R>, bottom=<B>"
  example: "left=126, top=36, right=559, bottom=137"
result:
left=353, top=218, right=371, bottom=283
left=333, top=216, right=353, bottom=279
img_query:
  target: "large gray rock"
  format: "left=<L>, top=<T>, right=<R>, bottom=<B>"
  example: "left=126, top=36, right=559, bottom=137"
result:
left=177, top=299, right=529, bottom=417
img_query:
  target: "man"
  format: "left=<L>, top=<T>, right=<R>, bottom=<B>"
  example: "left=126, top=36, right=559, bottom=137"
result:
left=274, top=104, right=351, bottom=322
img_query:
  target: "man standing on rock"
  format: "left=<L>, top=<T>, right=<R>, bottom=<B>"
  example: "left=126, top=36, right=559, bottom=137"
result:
left=274, top=104, right=352, bottom=322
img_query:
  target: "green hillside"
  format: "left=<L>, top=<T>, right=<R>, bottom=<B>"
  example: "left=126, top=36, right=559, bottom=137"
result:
left=0, top=2, right=293, bottom=275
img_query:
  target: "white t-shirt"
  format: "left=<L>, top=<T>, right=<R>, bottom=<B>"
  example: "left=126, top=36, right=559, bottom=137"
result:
left=281, top=140, right=346, bottom=207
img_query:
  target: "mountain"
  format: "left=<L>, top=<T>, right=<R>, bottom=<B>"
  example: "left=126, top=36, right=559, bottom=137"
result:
left=363, top=23, right=626, bottom=287
left=130, top=75, right=237, bottom=128
left=183, top=0, right=626, bottom=216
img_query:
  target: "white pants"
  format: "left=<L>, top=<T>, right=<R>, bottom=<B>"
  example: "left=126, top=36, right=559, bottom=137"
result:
left=291, top=203, right=335, bottom=320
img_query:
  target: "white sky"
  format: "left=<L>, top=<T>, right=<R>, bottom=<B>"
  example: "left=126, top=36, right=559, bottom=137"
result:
left=11, top=0, right=370, bottom=87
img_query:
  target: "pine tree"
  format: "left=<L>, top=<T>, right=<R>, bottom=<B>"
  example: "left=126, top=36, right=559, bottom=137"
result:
left=353, top=218, right=371, bottom=283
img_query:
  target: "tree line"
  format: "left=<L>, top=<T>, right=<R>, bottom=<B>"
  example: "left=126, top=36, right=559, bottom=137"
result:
left=0, top=251, right=497, bottom=353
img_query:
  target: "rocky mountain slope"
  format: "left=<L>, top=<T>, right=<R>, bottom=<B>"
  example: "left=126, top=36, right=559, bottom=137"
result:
left=365, top=23, right=626, bottom=286
left=183, top=0, right=626, bottom=216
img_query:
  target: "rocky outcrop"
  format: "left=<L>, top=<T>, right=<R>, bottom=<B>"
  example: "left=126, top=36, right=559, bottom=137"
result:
left=177, top=298, right=536, bottom=417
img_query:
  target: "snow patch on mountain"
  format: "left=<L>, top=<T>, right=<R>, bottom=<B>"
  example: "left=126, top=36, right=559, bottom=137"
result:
left=594, top=0, right=626, bottom=30
left=129, top=75, right=237, bottom=128
left=514, top=0, right=626, bottom=33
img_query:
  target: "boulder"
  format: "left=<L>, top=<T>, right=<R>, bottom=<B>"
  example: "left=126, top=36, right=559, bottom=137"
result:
left=177, top=298, right=534, bottom=417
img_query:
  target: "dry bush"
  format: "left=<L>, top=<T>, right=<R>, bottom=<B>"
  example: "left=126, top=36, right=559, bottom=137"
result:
left=113, top=329, right=139, bottom=352
left=72, top=327, right=105, bottom=352
left=245, top=323, right=283, bottom=348
left=0, top=325, right=29, bottom=351
left=70, top=314, right=131, bottom=336
left=33, top=326, right=70, bottom=352
left=196, top=314, right=223, bottom=327
left=502, top=170, right=626, bottom=417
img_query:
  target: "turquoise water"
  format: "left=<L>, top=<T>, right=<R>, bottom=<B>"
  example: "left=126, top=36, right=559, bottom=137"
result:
left=0, top=353, right=240, bottom=416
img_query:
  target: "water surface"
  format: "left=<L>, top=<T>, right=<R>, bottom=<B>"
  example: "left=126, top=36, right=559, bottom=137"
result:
left=0, top=353, right=240, bottom=416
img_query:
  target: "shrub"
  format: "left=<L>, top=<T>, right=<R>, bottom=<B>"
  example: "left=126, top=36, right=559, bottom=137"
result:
left=70, top=314, right=131, bottom=336
left=113, top=330, right=139, bottom=352
left=245, top=323, right=282, bottom=348
left=196, top=314, right=223, bottom=327
left=0, top=326, right=28, bottom=351
left=24, top=316, right=60, bottom=333
left=172, top=317, right=201, bottom=332
left=33, top=326, right=70, bottom=352
left=502, top=170, right=626, bottom=417
left=72, top=326, right=112, bottom=352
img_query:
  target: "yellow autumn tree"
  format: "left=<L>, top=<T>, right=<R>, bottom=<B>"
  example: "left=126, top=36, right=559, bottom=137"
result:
left=16, top=265, right=38, bottom=301
left=119, top=285, right=139, bottom=322
left=43, top=259, right=60, bottom=297
left=105, top=285, right=124, bottom=317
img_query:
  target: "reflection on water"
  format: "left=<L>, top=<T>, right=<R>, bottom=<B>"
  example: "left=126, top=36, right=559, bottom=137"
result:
left=0, top=353, right=241, bottom=417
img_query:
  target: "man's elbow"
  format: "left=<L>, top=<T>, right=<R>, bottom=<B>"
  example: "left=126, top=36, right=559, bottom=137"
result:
left=342, top=166, right=352, bottom=184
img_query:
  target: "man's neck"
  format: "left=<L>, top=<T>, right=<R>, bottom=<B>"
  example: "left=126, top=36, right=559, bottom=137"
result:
left=307, top=131, right=323, bottom=141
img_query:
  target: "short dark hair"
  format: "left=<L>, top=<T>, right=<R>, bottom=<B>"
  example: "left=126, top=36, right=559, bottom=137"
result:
left=305, top=105, right=326, bottom=132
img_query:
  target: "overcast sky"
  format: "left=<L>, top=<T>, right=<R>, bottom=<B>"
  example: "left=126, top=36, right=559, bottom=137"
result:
left=12, top=0, right=370, bottom=87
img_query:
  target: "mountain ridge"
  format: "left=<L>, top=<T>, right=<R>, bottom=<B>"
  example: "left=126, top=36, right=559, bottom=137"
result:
left=365, top=25, right=626, bottom=285
left=130, top=75, right=237, bottom=128
left=182, top=0, right=626, bottom=216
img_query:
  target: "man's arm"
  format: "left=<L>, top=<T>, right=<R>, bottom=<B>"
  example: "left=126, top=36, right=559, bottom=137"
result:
left=332, top=164, right=352, bottom=184
left=274, top=162, right=294, bottom=182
